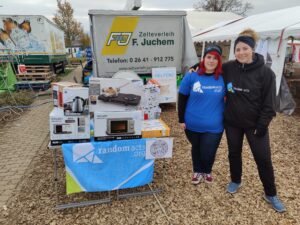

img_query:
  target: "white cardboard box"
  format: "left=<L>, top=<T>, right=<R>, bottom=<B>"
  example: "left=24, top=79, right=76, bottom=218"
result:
left=94, top=110, right=143, bottom=141
left=89, top=78, right=144, bottom=112
left=50, top=108, right=90, bottom=145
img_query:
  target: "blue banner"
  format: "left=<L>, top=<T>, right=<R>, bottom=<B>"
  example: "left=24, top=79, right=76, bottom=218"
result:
left=62, top=139, right=154, bottom=194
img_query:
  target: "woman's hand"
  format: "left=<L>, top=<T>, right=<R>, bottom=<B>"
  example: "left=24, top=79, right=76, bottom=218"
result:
left=179, top=123, right=186, bottom=129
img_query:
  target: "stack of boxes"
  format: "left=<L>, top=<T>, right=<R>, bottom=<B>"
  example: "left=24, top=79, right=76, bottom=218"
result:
left=90, top=77, right=144, bottom=141
left=49, top=77, right=171, bottom=145
left=50, top=82, right=90, bottom=145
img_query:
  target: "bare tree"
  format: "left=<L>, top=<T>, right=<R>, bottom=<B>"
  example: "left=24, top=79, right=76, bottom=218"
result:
left=53, top=0, right=84, bottom=47
left=193, top=0, right=253, bottom=16
left=80, top=32, right=91, bottom=49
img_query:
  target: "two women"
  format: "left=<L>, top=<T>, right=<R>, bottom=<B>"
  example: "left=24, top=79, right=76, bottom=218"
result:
left=179, top=29, right=286, bottom=212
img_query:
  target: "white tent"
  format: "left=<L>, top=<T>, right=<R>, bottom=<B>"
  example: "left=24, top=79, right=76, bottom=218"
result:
left=186, top=10, right=242, bottom=36
left=193, top=6, right=300, bottom=94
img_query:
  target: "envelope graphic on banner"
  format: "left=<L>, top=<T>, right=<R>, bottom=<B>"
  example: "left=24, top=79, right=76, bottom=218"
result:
left=73, top=143, right=103, bottom=163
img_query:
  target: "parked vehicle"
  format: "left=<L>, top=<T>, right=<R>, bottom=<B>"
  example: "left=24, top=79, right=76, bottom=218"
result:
left=0, top=15, right=67, bottom=73
left=88, top=10, right=197, bottom=78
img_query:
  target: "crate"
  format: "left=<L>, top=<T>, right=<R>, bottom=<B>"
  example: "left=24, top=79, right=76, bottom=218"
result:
left=16, top=72, right=54, bottom=81
left=16, top=65, right=54, bottom=81
left=15, top=80, right=51, bottom=91
left=25, top=65, right=51, bottom=73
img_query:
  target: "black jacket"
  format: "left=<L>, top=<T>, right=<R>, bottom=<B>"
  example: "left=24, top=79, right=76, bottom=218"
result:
left=223, top=53, right=276, bottom=128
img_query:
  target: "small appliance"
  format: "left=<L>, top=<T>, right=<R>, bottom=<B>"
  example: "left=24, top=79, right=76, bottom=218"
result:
left=106, top=118, right=135, bottom=135
left=94, top=110, right=142, bottom=141
left=50, top=108, right=90, bottom=145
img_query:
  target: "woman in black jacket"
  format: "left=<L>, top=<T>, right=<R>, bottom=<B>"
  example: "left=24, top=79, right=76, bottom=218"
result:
left=223, top=29, right=285, bottom=212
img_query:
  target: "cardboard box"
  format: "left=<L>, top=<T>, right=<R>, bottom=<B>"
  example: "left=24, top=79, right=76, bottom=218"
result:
left=63, top=87, right=89, bottom=116
left=89, top=78, right=144, bottom=112
left=142, top=119, right=170, bottom=138
left=52, top=82, right=81, bottom=107
left=49, top=108, right=90, bottom=145
left=94, top=110, right=143, bottom=141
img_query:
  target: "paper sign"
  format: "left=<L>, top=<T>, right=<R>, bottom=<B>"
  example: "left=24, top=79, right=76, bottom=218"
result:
left=152, top=67, right=177, bottom=103
left=146, top=138, right=173, bottom=159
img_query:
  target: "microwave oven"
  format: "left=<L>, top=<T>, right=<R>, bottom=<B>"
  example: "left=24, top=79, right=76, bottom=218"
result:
left=94, top=110, right=142, bottom=141
left=106, top=118, right=135, bottom=135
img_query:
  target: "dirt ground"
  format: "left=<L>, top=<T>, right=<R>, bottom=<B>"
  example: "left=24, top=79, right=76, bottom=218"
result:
left=0, top=104, right=299, bottom=225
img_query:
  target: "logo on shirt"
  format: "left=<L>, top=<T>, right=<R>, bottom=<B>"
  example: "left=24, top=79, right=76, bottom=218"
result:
left=227, top=82, right=250, bottom=93
left=227, top=82, right=235, bottom=93
left=193, top=81, right=203, bottom=93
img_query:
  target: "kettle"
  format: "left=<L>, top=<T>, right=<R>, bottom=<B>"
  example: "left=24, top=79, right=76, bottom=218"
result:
left=72, top=96, right=85, bottom=113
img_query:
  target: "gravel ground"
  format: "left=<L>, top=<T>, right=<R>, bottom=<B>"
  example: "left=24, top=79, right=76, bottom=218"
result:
left=0, top=104, right=299, bottom=225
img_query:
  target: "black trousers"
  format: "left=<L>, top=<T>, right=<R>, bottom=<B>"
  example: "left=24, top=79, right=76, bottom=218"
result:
left=225, top=125, right=277, bottom=196
left=185, top=129, right=223, bottom=174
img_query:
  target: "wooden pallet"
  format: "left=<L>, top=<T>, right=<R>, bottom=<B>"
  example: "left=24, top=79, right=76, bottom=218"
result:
left=16, top=71, right=54, bottom=81
left=25, top=65, right=51, bottom=73
left=16, top=64, right=54, bottom=81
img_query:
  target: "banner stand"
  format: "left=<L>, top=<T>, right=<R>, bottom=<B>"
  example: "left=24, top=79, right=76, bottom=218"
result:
left=48, top=142, right=167, bottom=210
left=48, top=143, right=112, bottom=210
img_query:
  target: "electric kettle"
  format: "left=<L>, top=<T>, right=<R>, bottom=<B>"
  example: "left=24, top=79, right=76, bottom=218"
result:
left=72, top=96, right=85, bottom=113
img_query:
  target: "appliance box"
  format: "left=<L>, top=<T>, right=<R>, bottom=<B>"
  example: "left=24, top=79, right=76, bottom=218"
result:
left=50, top=108, right=90, bottom=145
left=63, top=87, right=89, bottom=116
left=94, top=110, right=143, bottom=141
left=51, top=82, right=81, bottom=107
left=89, top=78, right=144, bottom=112
left=142, top=119, right=170, bottom=138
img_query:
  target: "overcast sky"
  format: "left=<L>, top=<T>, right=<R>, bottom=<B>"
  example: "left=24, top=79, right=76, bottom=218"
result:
left=0, top=0, right=299, bottom=32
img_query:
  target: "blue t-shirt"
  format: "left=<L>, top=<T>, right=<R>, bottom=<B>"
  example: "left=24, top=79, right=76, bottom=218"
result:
left=179, top=72, right=225, bottom=133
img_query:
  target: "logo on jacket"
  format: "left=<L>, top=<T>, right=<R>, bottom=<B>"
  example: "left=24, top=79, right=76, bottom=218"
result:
left=227, top=82, right=235, bottom=93
left=193, top=81, right=203, bottom=93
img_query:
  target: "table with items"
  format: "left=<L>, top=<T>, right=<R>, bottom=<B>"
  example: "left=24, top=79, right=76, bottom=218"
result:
left=48, top=76, right=174, bottom=210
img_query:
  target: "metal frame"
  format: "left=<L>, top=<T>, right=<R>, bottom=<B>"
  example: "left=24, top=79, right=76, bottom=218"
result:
left=116, top=159, right=166, bottom=200
left=48, top=143, right=112, bottom=210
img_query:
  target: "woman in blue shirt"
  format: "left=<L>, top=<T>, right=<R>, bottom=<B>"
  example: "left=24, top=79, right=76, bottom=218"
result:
left=178, top=45, right=225, bottom=184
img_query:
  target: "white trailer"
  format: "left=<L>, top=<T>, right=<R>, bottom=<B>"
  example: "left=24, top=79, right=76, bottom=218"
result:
left=88, top=10, right=198, bottom=77
left=0, top=15, right=67, bottom=73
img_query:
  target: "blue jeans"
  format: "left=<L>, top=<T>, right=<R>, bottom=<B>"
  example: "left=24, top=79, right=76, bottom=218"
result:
left=185, top=129, right=223, bottom=174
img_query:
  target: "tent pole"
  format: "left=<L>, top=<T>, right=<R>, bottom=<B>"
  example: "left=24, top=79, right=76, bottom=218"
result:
left=201, top=41, right=206, bottom=61
left=229, top=38, right=235, bottom=60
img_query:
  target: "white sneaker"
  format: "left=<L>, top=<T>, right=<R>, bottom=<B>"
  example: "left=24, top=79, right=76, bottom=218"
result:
left=191, top=173, right=204, bottom=185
